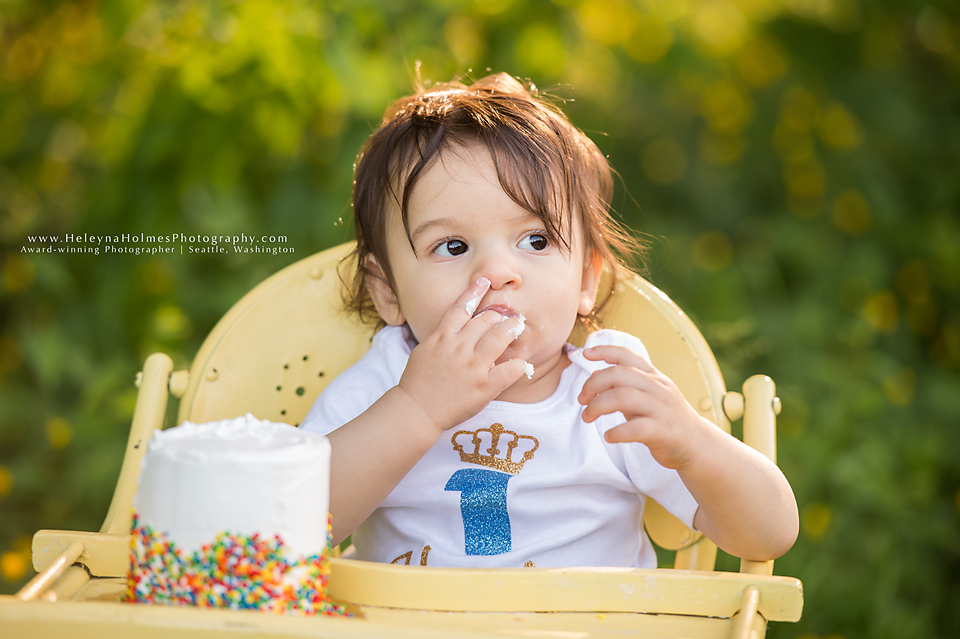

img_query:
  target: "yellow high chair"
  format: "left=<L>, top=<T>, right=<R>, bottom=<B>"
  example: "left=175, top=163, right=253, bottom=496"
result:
left=2, top=242, right=802, bottom=638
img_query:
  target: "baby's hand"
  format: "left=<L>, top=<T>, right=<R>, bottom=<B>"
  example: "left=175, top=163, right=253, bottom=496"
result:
left=398, top=277, right=529, bottom=433
left=578, top=345, right=710, bottom=471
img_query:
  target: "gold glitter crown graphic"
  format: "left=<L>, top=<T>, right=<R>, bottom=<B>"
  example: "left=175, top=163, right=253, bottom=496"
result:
left=451, top=423, right=539, bottom=475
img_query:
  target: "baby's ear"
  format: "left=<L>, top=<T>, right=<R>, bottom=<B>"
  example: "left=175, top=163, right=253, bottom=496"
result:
left=365, top=256, right=406, bottom=326
left=578, top=250, right=604, bottom=316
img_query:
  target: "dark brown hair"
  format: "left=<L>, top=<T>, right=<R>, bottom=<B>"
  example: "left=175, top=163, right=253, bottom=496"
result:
left=344, top=72, right=645, bottom=328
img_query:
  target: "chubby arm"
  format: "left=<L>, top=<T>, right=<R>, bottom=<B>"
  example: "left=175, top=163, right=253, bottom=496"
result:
left=327, top=278, right=528, bottom=545
left=578, top=345, right=799, bottom=561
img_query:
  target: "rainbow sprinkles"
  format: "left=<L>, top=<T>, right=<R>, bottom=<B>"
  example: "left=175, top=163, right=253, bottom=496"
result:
left=126, top=513, right=348, bottom=616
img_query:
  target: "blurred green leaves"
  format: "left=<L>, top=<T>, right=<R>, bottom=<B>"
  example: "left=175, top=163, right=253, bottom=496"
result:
left=2, top=1, right=959, bottom=637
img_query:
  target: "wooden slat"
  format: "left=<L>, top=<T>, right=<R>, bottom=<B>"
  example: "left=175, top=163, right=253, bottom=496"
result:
left=327, top=559, right=803, bottom=621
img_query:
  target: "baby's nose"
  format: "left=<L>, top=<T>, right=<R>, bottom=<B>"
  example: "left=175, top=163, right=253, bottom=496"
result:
left=475, top=252, right=521, bottom=290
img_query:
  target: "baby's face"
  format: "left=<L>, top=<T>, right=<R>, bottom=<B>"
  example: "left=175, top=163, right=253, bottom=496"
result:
left=376, top=143, right=600, bottom=396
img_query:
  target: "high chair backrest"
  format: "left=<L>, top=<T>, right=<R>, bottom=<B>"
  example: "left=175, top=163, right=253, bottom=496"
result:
left=177, top=241, right=730, bottom=564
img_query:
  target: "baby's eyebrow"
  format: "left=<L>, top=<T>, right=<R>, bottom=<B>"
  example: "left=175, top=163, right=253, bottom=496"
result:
left=410, top=217, right=455, bottom=245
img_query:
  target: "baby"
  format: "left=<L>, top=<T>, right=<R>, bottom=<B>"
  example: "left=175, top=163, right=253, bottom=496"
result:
left=300, top=73, right=798, bottom=568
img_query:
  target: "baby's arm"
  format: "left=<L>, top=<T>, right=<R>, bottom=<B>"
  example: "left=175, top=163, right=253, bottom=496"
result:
left=578, top=345, right=799, bottom=561
left=327, top=278, right=528, bottom=545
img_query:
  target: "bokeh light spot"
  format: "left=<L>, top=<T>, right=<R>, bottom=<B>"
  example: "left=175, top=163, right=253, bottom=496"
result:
left=692, top=230, right=734, bottom=271
left=38, top=158, right=71, bottom=192
left=831, top=189, right=871, bottom=235
left=4, top=255, right=36, bottom=294
left=474, top=0, right=514, bottom=16
left=736, top=38, right=788, bottom=86
left=801, top=502, right=831, bottom=541
left=46, top=417, right=73, bottom=450
left=895, top=261, right=930, bottom=302
left=254, top=102, right=302, bottom=157
left=578, top=0, right=636, bottom=46
left=0, top=465, right=12, bottom=497
left=142, top=261, right=175, bottom=295
left=906, top=298, right=939, bottom=337
left=644, top=0, right=692, bottom=22
left=692, top=1, right=748, bottom=58
left=700, top=81, right=753, bottom=134
left=642, top=137, right=688, bottom=185
left=1, top=551, right=28, bottom=581
left=819, top=104, right=862, bottom=150
left=515, top=23, right=567, bottom=76
left=784, top=160, right=826, bottom=200
left=931, top=326, right=960, bottom=368
left=0, top=335, right=23, bottom=375
left=153, top=305, right=192, bottom=341
left=773, top=123, right=816, bottom=163
left=124, top=4, right=167, bottom=52
left=58, top=3, right=105, bottom=64
left=780, top=86, right=820, bottom=131
left=47, top=121, right=89, bottom=163
left=882, top=368, right=917, bottom=406
left=565, top=42, right=621, bottom=94
left=444, top=16, right=483, bottom=63
left=839, top=275, right=870, bottom=312
left=4, top=34, right=44, bottom=82
left=863, top=291, right=899, bottom=334
left=699, top=130, right=744, bottom=165
left=624, top=15, right=673, bottom=63
left=916, top=5, right=955, bottom=55
left=41, top=62, right=83, bottom=108
left=114, top=71, right=156, bottom=116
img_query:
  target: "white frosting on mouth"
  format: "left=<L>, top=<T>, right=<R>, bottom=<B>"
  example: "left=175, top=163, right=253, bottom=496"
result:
left=523, top=361, right=535, bottom=379
left=506, top=313, right=526, bottom=339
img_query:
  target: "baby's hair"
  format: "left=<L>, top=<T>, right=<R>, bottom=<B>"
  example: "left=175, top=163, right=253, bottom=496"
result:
left=344, top=72, right=646, bottom=328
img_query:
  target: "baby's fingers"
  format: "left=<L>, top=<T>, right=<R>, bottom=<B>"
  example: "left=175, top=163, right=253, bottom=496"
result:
left=437, top=277, right=491, bottom=334
left=582, top=344, right=655, bottom=372
left=489, top=358, right=530, bottom=392
left=581, top=386, right=639, bottom=423
left=578, top=364, right=652, bottom=408
left=473, top=314, right=526, bottom=361
left=603, top=419, right=655, bottom=444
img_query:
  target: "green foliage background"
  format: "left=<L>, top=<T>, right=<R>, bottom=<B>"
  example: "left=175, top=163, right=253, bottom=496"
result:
left=1, top=1, right=958, bottom=636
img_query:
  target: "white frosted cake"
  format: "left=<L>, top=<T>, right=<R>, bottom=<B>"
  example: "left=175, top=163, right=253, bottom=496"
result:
left=126, top=414, right=345, bottom=615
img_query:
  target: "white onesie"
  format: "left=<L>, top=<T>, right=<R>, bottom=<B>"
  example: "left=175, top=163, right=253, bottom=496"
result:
left=300, top=326, right=699, bottom=568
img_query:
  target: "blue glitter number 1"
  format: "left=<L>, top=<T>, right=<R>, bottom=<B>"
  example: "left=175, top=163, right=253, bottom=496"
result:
left=444, top=468, right=513, bottom=555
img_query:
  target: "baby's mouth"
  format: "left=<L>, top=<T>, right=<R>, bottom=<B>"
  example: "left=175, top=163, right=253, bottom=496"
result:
left=476, top=304, right=520, bottom=319
left=477, top=304, right=526, bottom=339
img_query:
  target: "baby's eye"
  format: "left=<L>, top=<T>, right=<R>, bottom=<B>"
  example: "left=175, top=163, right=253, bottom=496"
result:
left=518, top=234, right=549, bottom=251
left=434, top=239, right=468, bottom=257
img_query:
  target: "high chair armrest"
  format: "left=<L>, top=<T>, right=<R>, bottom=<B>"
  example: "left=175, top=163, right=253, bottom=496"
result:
left=740, top=375, right=779, bottom=464
left=729, top=375, right=781, bottom=577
